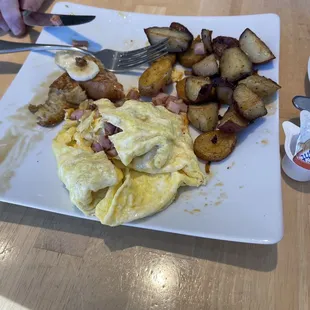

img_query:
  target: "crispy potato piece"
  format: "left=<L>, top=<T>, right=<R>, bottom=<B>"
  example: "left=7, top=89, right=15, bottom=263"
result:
left=220, top=47, right=252, bottom=82
left=176, top=78, right=189, bottom=102
left=212, top=36, right=239, bottom=58
left=212, top=77, right=235, bottom=105
left=238, top=74, right=281, bottom=98
left=178, top=36, right=205, bottom=68
left=216, top=87, right=233, bottom=105
left=201, top=29, right=213, bottom=54
left=155, top=53, right=177, bottom=66
left=170, top=22, right=193, bottom=44
left=80, top=71, right=125, bottom=101
left=185, top=76, right=213, bottom=103
left=192, top=54, right=219, bottom=77
left=194, top=130, right=237, bottom=162
left=239, top=28, right=275, bottom=64
left=188, top=103, right=219, bottom=132
left=144, top=26, right=192, bottom=52
left=233, top=84, right=267, bottom=121
left=218, top=106, right=249, bottom=133
left=138, top=58, right=172, bottom=96
left=29, top=89, right=67, bottom=127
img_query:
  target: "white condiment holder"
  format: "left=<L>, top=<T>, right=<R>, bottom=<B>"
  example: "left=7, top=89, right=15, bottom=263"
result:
left=282, top=121, right=310, bottom=182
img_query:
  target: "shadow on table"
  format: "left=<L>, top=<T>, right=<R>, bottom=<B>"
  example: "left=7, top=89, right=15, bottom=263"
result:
left=305, top=72, right=310, bottom=97
left=0, top=61, right=22, bottom=74
left=0, top=203, right=278, bottom=272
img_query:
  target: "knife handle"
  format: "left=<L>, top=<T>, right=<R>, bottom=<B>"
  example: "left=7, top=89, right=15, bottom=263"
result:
left=0, top=40, right=93, bottom=55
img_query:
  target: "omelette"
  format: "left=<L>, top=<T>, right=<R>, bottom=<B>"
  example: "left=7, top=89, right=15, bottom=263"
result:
left=52, top=99, right=206, bottom=226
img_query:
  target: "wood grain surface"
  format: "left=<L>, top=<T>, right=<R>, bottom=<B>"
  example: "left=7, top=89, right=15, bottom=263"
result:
left=0, top=0, right=310, bottom=309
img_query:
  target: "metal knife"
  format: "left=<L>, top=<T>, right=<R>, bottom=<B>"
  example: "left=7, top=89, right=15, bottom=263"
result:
left=22, top=10, right=96, bottom=27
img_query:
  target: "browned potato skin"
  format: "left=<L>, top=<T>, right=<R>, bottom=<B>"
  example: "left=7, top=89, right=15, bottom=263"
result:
left=170, top=22, right=193, bottom=41
left=239, top=28, right=275, bottom=64
left=194, top=130, right=237, bottom=162
left=178, top=36, right=205, bottom=68
left=220, top=47, right=253, bottom=82
left=218, top=106, right=249, bottom=133
left=138, top=58, right=173, bottom=97
left=201, top=29, right=213, bottom=54
left=192, top=54, right=219, bottom=77
left=155, top=53, right=177, bottom=66
left=176, top=78, right=189, bottom=102
left=238, top=74, right=281, bottom=98
left=185, top=76, right=213, bottom=103
left=212, top=36, right=239, bottom=59
left=188, top=103, right=219, bottom=132
left=233, top=84, right=267, bottom=121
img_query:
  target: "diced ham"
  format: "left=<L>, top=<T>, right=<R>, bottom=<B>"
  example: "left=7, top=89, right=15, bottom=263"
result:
left=104, top=122, right=116, bottom=136
left=126, top=88, right=140, bottom=100
left=166, top=100, right=181, bottom=114
left=106, top=148, right=118, bottom=157
left=193, top=42, right=205, bottom=55
left=70, top=109, right=84, bottom=120
left=98, top=134, right=112, bottom=150
left=114, top=126, right=123, bottom=134
left=176, top=99, right=188, bottom=113
left=91, top=142, right=103, bottom=153
left=152, top=93, right=169, bottom=106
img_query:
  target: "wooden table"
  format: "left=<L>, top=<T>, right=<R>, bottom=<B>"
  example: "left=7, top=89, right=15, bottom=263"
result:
left=0, top=1, right=309, bottom=309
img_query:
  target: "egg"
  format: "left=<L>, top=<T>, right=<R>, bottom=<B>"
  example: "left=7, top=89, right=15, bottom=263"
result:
left=52, top=99, right=206, bottom=225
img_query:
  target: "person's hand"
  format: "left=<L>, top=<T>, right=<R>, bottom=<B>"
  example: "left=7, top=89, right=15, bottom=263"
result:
left=0, top=0, right=45, bottom=36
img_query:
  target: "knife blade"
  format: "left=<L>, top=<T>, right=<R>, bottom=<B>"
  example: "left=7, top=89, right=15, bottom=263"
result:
left=22, top=11, right=96, bottom=27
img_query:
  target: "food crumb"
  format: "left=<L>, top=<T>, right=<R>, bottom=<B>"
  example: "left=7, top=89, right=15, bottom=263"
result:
left=204, top=203, right=208, bottom=206
left=171, top=68, right=184, bottom=82
left=215, top=181, right=224, bottom=187
left=239, top=185, right=244, bottom=189
left=220, top=192, right=228, bottom=199
left=184, top=208, right=201, bottom=214
left=261, top=139, right=268, bottom=145
left=215, top=201, right=222, bottom=206
left=205, top=162, right=211, bottom=174
left=226, top=161, right=235, bottom=170
left=65, top=4, right=69, bottom=8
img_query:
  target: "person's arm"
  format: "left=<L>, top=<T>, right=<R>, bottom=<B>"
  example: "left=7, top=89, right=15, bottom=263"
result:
left=0, top=0, right=45, bottom=36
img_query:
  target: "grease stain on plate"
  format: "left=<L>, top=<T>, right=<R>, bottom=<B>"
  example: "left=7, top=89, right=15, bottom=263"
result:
left=0, top=106, right=44, bottom=194
left=184, top=208, right=201, bottom=214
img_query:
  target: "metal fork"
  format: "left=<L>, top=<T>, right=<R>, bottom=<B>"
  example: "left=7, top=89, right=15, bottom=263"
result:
left=0, top=39, right=168, bottom=72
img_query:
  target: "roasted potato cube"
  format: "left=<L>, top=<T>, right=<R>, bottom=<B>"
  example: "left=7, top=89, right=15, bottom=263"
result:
left=212, top=36, right=239, bottom=59
left=188, top=103, right=219, bottom=132
left=185, top=76, right=213, bottom=103
left=220, top=47, right=252, bottom=82
left=192, top=54, right=219, bottom=77
left=233, top=84, right=267, bottom=121
left=176, top=78, right=189, bottom=102
left=218, top=106, right=249, bottom=133
left=177, top=36, right=205, bottom=68
left=239, top=28, right=275, bottom=64
left=138, top=58, right=173, bottom=97
left=144, top=26, right=192, bottom=53
left=155, top=53, right=177, bottom=66
left=238, top=74, right=281, bottom=98
left=201, top=29, right=213, bottom=54
left=194, top=130, right=237, bottom=162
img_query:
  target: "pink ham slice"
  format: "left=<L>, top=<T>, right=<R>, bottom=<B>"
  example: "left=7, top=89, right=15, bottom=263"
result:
left=152, top=93, right=188, bottom=114
left=70, top=109, right=85, bottom=120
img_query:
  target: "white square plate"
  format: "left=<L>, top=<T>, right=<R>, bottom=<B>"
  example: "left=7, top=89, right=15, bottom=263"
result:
left=0, top=2, right=283, bottom=244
